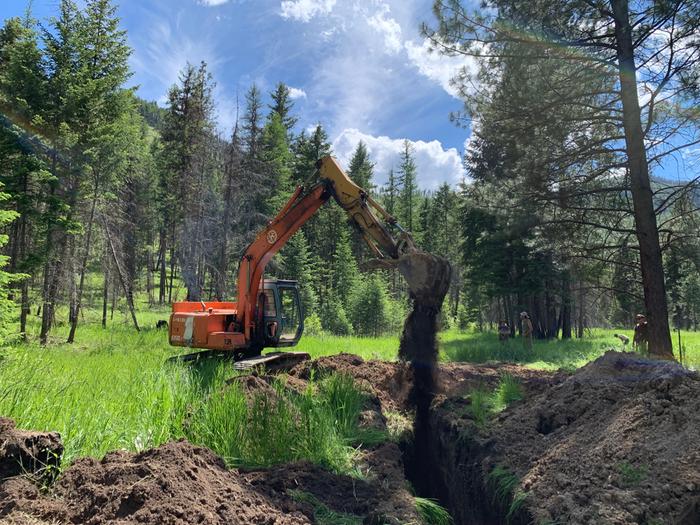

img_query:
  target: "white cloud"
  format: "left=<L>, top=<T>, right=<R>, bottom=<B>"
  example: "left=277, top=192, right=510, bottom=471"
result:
left=404, top=39, right=476, bottom=99
left=366, top=4, right=402, bottom=55
left=288, top=87, right=307, bottom=99
left=280, top=0, right=336, bottom=22
left=198, top=0, right=229, bottom=5
left=333, top=128, right=466, bottom=190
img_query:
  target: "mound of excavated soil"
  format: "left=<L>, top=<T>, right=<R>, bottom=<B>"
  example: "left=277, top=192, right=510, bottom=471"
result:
left=0, top=438, right=419, bottom=525
left=0, top=418, right=62, bottom=484
left=289, top=353, right=555, bottom=413
left=428, top=351, right=700, bottom=525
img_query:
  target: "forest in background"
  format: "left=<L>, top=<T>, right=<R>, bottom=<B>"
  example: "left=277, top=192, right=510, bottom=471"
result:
left=0, top=0, right=699, bottom=351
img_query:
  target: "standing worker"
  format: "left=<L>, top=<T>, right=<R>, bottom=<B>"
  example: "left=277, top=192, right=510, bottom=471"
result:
left=520, top=311, right=533, bottom=350
left=498, top=320, right=510, bottom=342
left=633, top=314, right=649, bottom=355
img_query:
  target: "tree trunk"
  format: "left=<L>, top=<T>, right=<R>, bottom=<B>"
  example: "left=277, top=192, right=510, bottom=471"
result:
left=102, top=256, right=109, bottom=329
left=576, top=281, right=585, bottom=338
left=611, top=0, right=673, bottom=359
left=102, top=215, right=140, bottom=332
left=168, top=237, right=175, bottom=303
left=158, top=227, right=167, bottom=304
left=561, top=270, right=572, bottom=339
left=68, top=183, right=99, bottom=343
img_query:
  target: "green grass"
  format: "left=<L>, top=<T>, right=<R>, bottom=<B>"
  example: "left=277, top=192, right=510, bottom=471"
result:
left=440, top=328, right=700, bottom=370
left=487, top=465, right=528, bottom=523
left=415, top=497, right=453, bottom=525
left=617, top=461, right=648, bottom=487
left=288, top=490, right=363, bottom=525
left=2, top=302, right=699, bottom=473
left=464, top=374, right=524, bottom=428
left=0, top=315, right=374, bottom=472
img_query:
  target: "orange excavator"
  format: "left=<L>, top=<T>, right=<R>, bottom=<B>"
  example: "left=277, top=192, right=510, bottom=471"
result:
left=168, top=156, right=451, bottom=368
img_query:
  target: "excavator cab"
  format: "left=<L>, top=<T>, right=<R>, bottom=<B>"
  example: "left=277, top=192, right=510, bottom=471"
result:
left=260, top=280, right=304, bottom=347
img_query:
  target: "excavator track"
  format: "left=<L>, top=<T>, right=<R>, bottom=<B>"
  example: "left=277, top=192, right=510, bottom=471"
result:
left=168, top=350, right=310, bottom=373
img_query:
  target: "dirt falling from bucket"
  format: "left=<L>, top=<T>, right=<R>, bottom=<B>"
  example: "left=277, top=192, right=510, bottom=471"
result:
left=397, top=254, right=452, bottom=491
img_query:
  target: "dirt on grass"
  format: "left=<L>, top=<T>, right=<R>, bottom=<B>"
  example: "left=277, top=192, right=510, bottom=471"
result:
left=0, top=418, right=62, bottom=484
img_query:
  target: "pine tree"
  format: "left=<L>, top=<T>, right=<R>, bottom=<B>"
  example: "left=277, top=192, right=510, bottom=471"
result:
left=0, top=186, right=19, bottom=343
left=397, top=140, right=417, bottom=232
left=281, top=231, right=318, bottom=317
left=382, top=168, right=398, bottom=217
left=331, top=228, right=359, bottom=306
left=242, top=84, right=263, bottom=160
left=261, top=112, right=293, bottom=214
left=347, top=141, right=374, bottom=192
left=349, top=273, right=390, bottom=336
left=268, top=82, right=298, bottom=134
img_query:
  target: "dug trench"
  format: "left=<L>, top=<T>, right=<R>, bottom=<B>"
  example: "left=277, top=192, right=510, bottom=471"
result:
left=2, top=352, right=700, bottom=524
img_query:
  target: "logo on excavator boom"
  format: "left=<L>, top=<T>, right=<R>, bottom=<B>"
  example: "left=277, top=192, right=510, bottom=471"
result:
left=266, top=229, right=278, bottom=244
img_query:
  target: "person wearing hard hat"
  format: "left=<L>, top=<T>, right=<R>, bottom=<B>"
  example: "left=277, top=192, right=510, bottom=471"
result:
left=633, top=313, right=649, bottom=354
left=520, top=311, right=533, bottom=350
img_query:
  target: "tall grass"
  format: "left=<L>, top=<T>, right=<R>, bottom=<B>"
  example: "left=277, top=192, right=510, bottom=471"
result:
left=0, top=323, right=372, bottom=473
left=466, top=374, right=524, bottom=428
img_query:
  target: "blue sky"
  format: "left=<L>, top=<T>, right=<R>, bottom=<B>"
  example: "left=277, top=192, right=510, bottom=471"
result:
left=1, top=0, right=476, bottom=189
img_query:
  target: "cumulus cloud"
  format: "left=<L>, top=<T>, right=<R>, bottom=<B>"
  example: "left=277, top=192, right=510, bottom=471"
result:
left=333, top=128, right=466, bottom=190
left=280, top=0, right=336, bottom=22
left=288, top=87, right=307, bottom=99
left=366, top=4, right=402, bottom=55
left=404, top=39, right=476, bottom=99
left=198, top=0, right=229, bottom=5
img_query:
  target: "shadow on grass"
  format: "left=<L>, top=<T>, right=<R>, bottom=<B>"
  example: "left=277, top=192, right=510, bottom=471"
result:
left=441, top=335, right=609, bottom=370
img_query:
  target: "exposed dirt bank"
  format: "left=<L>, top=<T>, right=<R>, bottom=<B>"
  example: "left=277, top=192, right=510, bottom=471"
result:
left=422, top=352, right=700, bottom=525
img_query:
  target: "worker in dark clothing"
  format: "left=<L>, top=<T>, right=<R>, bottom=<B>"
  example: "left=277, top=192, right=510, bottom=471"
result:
left=498, top=320, right=510, bottom=342
left=520, top=311, right=533, bottom=350
left=633, top=313, right=649, bottom=354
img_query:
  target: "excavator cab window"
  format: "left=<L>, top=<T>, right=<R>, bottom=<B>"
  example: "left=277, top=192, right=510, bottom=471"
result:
left=278, top=287, right=301, bottom=342
left=261, top=280, right=304, bottom=347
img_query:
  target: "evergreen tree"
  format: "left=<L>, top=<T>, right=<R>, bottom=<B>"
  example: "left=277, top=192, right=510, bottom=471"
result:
left=280, top=231, right=318, bottom=317
left=268, top=82, right=298, bottom=134
left=382, top=168, right=398, bottom=217
left=331, top=228, right=359, bottom=306
left=0, top=185, right=18, bottom=343
left=397, top=140, right=417, bottom=231
left=261, top=112, right=293, bottom=214
left=242, top=84, right=263, bottom=159
left=347, top=141, right=374, bottom=192
left=349, top=273, right=390, bottom=336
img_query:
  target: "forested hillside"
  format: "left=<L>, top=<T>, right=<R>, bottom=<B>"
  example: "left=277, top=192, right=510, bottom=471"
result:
left=0, top=0, right=698, bottom=349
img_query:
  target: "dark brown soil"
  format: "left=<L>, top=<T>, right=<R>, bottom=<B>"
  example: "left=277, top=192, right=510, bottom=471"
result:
left=0, top=418, right=62, bottom=484
left=425, top=351, right=700, bottom=525
left=0, top=437, right=419, bottom=525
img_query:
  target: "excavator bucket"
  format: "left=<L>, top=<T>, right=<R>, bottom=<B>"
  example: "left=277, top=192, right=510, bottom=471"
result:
left=364, top=250, right=452, bottom=307
left=397, top=251, right=452, bottom=307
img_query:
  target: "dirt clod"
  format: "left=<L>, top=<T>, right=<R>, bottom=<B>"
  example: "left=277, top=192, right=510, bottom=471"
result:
left=0, top=418, right=62, bottom=484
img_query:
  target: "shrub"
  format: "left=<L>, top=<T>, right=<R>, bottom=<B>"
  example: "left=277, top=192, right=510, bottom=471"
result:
left=321, top=296, right=353, bottom=336
left=349, top=274, right=390, bottom=336
left=304, top=313, right=323, bottom=336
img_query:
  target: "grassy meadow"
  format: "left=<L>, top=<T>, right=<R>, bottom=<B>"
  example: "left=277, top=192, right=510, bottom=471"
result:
left=1, top=303, right=698, bottom=471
